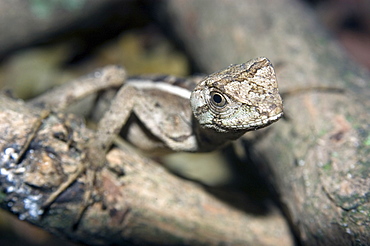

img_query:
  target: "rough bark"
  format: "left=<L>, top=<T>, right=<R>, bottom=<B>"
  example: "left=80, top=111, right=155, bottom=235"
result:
left=156, top=0, right=370, bottom=245
left=0, top=95, right=292, bottom=245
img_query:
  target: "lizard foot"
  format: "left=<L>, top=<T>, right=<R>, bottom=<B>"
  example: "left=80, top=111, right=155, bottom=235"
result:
left=41, top=147, right=106, bottom=229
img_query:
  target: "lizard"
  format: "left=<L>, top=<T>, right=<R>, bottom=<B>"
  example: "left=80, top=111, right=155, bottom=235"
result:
left=29, top=56, right=283, bottom=222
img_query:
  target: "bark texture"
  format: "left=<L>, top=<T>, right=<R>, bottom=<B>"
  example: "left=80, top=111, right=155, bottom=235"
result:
left=0, top=95, right=292, bottom=245
left=156, top=0, right=370, bottom=245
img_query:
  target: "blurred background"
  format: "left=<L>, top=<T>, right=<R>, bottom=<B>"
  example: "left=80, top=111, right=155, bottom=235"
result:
left=0, top=0, right=369, bottom=245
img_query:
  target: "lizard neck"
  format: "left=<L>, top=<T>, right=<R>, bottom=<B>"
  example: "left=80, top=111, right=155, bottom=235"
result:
left=193, top=117, right=245, bottom=152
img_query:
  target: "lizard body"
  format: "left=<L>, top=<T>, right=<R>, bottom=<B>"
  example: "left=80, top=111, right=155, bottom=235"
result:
left=29, top=56, right=283, bottom=222
left=86, top=57, right=283, bottom=153
left=31, top=57, right=282, bottom=153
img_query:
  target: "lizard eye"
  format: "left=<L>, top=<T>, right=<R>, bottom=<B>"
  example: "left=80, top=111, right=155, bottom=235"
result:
left=210, top=91, right=227, bottom=107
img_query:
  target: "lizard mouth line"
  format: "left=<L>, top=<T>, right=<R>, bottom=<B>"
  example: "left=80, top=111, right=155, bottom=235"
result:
left=223, top=111, right=284, bottom=130
left=247, top=111, right=283, bottom=129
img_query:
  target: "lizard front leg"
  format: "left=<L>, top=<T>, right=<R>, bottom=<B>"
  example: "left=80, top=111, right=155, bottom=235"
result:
left=90, top=85, right=141, bottom=154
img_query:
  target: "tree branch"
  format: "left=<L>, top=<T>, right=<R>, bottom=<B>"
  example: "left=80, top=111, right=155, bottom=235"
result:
left=0, top=95, right=292, bottom=245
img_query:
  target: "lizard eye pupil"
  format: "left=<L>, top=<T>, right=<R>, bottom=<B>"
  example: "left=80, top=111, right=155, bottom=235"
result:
left=210, top=92, right=227, bottom=107
left=213, top=94, right=222, bottom=103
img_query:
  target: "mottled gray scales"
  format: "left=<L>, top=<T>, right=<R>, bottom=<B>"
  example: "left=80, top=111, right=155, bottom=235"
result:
left=31, top=57, right=283, bottom=153
left=190, top=57, right=283, bottom=136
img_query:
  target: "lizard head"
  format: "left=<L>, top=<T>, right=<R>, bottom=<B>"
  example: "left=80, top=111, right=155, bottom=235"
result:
left=190, top=57, right=283, bottom=133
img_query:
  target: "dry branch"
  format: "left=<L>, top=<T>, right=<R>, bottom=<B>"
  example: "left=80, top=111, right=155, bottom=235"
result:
left=0, top=95, right=292, bottom=245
